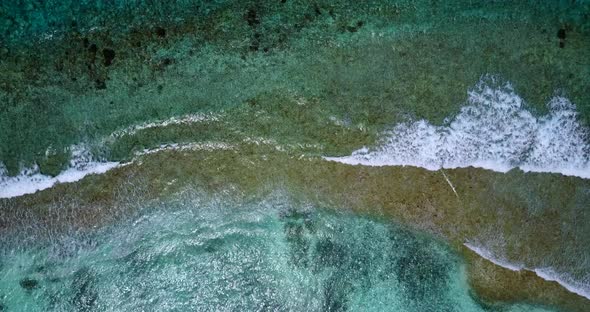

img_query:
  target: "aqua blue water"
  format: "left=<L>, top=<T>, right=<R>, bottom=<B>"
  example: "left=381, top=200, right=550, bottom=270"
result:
left=0, top=193, right=558, bottom=311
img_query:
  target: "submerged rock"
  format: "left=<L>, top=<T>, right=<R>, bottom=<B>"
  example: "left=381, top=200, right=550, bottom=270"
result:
left=245, top=8, right=260, bottom=27
left=347, top=21, right=364, bottom=33
left=88, top=43, right=97, bottom=54
left=558, top=28, right=566, bottom=39
left=154, top=26, right=166, bottom=38
left=19, top=278, right=39, bottom=291
left=95, top=79, right=106, bottom=90
left=102, top=48, right=116, bottom=66
left=558, top=27, right=566, bottom=48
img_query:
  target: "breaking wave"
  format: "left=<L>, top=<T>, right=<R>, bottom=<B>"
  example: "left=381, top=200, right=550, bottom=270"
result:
left=0, top=113, right=223, bottom=199
left=325, top=77, right=590, bottom=179
left=464, top=242, right=590, bottom=300
left=0, top=145, right=119, bottom=199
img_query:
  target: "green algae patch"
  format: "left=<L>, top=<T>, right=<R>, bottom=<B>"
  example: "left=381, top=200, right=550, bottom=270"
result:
left=36, top=148, right=71, bottom=177
left=1, top=0, right=590, bottom=173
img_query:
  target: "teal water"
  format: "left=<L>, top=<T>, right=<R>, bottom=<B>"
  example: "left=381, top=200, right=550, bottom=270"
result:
left=0, top=193, right=557, bottom=311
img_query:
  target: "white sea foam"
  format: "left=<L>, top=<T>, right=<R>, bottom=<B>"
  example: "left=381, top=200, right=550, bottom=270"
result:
left=534, top=267, right=590, bottom=300
left=0, top=145, right=119, bottom=199
left=108, top=113, right=220, bottom=139
left=0, top=141, right=236, bottom=199
left=464, top=243, right=590, bottom=300
left=325, top=77, right=590, bottom=179
left=134, top=142, right=235, bottom=157
left=0, top=113, right=223, bottom=199
left=464, top=242, right=525, bottom=271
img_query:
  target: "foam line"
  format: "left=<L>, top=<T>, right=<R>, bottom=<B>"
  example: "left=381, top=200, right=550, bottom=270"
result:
left=0, top=145, right=119, bottom=198
left=534, top=268, right=590, bottom=300
left=464, top=243, right=590, bottom=300
left=134, top=142, right=235, bottom=156
left=0, top=162, right=119, bottom=198
left=464, top=242, right=525, bottom=272
left=109, top=113, right=220, bottom=138
left=0, top=141, right=234, bottom=199
left=325, top=77, right=590, bottom=179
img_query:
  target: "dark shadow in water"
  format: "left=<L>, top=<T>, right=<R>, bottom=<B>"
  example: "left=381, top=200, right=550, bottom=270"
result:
left=282, top=209, right=315, bottom=268
left=70, top=267, right=98, bottom=312
left=19, top=277, right=39, bottom=292
left=281, top=208, right=457, bottom=312
left=314, top=238, right=348, bottom=269
left=322, top=274, right=349, bottom=312
left=394, top=243, right=449, bottom=300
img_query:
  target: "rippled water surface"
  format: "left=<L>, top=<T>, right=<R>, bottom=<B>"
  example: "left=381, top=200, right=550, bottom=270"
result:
left=0, top=194, right=562, bottom=311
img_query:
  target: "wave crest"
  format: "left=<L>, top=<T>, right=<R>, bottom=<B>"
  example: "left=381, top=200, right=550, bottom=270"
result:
left=0, top=144, right=119, bottom=199
left=325, top=77, right=590, bottom=178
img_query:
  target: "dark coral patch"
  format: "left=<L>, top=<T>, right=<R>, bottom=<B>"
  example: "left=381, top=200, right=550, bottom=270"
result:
left=20, top=278, right=39, bottom=291
left=245, top=8, right=260, bottom=27
left=155, top=26, right=167, bottom=38
left=103, top=48, right=116, bottom=66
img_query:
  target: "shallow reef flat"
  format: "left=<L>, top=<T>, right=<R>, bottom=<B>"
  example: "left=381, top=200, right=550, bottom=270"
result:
left=1, top=148, right=589, bottom=311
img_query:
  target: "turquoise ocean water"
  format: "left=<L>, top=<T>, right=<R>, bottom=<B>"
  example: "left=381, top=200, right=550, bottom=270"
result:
left=0, top=193, right=563, bottom=311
